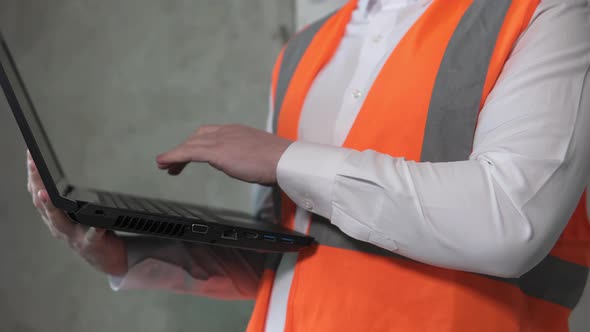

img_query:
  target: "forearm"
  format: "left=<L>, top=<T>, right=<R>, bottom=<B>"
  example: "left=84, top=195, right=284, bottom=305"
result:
left=278, top=138, right=588, bottom=278
left=282, top=144, right=581, bottom=276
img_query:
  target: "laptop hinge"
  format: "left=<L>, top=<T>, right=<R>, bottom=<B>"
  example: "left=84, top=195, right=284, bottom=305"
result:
left=54, top=178, right=80, bottom=211
left=62, top=184, right=74, bottom=197
left=55, top=177, right=70, bottom=196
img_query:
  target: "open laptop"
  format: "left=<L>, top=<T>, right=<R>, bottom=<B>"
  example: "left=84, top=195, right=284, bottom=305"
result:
left=0, top=35, right=313, bottom=252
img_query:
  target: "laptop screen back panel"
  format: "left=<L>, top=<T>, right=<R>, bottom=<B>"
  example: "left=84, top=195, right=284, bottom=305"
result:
left=0, top=35, right=76, bottom=211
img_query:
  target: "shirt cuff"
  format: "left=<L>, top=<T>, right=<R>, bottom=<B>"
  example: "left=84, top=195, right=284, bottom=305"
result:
left=276, top=141, right=353, bottom=219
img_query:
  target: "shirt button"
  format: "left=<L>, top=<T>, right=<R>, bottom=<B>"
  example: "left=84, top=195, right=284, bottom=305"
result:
left=372, top=34, right=383, bottom=43
left=303, top=199, right=314, bottom=211
left=352, top=89, right=362, bottom=99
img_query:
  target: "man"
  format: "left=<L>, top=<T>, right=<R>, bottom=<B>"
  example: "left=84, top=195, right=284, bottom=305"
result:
left=27, top=0, right=590, bottom=331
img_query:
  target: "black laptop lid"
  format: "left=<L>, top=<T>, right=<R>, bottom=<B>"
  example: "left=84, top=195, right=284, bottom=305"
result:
left=0, top=35, right=74, bottom=210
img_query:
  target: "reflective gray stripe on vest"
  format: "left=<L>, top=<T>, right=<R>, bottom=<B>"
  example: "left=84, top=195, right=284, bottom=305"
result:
left=420, top=0, right=512, bottom=162
left=273, top=13, right=335, bottom=134
left=265, top=253, right=299, bottom=332
left=271, top=186, right=282, bottom=225
left=264, top=253, right=283, bottom=271
left=310, top=215, right=589, bottom=309
left=269, top=13, right=336, bottom=229
left=266, top=210, right=312, bottom=332
left=266, top=15, right=337, bottom=332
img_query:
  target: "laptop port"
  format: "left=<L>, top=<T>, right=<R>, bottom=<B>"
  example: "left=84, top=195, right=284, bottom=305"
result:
left=221, top=229, right=238, bottom=240
left=191, top=224, right=209, bottom=234
left=263, top=234, right=276, bottom=242
left=280, top=237, right=295, bottom=244
left=243, top=232, right=259, bottom=239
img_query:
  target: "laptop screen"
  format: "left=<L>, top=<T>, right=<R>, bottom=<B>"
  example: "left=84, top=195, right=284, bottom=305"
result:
left=0, top=37, right=65, bottom=189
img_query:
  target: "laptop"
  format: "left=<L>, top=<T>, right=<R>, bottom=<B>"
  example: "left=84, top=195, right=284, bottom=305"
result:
left=0, top=35, right=313, bottom=252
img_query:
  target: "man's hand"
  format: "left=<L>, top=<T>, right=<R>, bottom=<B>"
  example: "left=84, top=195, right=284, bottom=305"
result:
left=156, top=124, right=293, bottom=185
left=27, top=151, right=127, bottom=276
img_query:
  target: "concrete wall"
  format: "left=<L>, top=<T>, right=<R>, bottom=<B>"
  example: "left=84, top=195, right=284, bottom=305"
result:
left=295, top=0, right=347, bottom=29
left=1, top=0, right=589, bottom=331
left=0, top=1, right=292, bottom=331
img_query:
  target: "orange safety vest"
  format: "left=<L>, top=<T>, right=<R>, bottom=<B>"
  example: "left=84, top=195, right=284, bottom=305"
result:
left=249, top=0, right=590, bottom=331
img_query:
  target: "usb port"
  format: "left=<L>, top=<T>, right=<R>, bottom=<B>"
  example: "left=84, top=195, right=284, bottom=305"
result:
left=191, top=224, right=209, bottom=234
left=263, top=234, right=276, bottom=242
left=221, top=229, right=238, bottom=240
left=280, top=237, right=295, bottom=244
left=243, top=232, right=259, bottom=239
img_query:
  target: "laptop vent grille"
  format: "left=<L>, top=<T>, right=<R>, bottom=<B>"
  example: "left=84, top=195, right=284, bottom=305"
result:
left=113, top=215, right=186, bottom=238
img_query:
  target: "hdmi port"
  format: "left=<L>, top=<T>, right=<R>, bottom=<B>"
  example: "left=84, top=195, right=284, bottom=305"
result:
left=221, top=229, right=238, bottom=240
left=243, top=232, right=259, bottom=239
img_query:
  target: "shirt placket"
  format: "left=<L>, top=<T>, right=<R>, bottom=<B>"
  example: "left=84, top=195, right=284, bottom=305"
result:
left=333, top=9, right=401, bottom=146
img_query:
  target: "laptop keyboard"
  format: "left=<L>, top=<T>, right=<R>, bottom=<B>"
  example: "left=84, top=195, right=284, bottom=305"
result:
left=97, top=191, right=214, bottom=221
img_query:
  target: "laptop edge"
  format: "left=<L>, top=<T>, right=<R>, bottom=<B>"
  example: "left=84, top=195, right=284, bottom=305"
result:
left=0, top=33, right=313, bottom=252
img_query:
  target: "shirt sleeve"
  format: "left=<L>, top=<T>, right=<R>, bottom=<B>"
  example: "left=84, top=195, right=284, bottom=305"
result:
left=276, top=1, right=590, bottom=278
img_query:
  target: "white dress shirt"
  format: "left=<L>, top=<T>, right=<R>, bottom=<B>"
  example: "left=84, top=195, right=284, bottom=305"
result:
left=111, top=0, right=590, bottom=294
left=277, top=0, right=590, bottom=277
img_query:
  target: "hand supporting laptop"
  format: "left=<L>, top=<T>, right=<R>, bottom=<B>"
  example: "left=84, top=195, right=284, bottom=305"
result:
left=27, top=119, right=294, bottom=279
left=27, top=150, right=128, bottom=277
left=27, top=149, right=267, bottom=298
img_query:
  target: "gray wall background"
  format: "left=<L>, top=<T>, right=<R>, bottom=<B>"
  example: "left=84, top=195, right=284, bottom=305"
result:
left=295, top=0, right=347, bottom=29
left=1, top=0, right=589, bottom=331
left=0, top=1, right=292, bottom=331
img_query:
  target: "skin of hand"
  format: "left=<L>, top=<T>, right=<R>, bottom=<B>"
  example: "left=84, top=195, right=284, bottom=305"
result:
left=26, top=151, right=127, bottom=277
left=156, top=124, right=294, bottom=185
